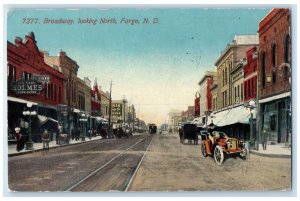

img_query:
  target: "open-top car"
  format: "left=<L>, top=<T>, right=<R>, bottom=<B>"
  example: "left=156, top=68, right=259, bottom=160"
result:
left=200, top=131, right=248, bottom=165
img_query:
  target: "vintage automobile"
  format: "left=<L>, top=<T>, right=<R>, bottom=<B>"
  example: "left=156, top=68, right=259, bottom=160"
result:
left=180, top=123, right=198, bottom=145
left=200, top=131, right=248, bottom=165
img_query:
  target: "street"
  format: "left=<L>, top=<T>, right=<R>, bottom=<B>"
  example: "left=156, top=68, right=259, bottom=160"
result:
left=8, top=133, right=291, bottom=192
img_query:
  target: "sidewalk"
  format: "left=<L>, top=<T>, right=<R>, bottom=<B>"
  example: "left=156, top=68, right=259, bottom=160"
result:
left=250, top=143, right=291, bottom=158
left=8, top=136, right=104, bottom=157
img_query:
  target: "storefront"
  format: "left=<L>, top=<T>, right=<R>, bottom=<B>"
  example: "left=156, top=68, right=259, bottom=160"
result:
left=259, top=93, right=291, bottom=144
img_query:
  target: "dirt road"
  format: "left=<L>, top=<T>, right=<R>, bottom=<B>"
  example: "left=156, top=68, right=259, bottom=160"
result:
left=128, top=133, right=291, bottom=191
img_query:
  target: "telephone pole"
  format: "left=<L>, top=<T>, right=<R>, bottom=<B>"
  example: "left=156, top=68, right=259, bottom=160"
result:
left=108, top=81, right=112, bottom=138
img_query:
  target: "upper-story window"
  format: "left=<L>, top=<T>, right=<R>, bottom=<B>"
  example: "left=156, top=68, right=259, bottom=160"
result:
left=261, top=51, right=266, bottom=88
left=284, top=34, right=290, bottom=63
left=272, top=44, right=277, bottom=83
left=8, top=64, right=16, bottom=83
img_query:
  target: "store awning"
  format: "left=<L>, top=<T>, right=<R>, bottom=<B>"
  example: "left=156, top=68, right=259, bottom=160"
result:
left=38, top=115, right=58, bottom=125
left=259, top=92, right=290, bottom=104
left=213, top=105, right=251, bottom=127
left=191, top=117, right=204, bottom=126
left=7, top=96, right=38, bottom=105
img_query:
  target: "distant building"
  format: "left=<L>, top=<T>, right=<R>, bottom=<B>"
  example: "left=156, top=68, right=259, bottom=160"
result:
left=258, top=8, right=291, bottom=144
left=198, top=71, right=215, bottom=126
left=100, top=90, right=110, bottom=120
left=181, top=106, right=195, bottom=123
left=91, top=79, right=101, bottom=117
left=168, top=109, right=182, bottom=132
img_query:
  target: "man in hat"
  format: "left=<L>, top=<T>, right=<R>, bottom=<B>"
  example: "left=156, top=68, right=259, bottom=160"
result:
left=15, top=127, right=24, bottom=152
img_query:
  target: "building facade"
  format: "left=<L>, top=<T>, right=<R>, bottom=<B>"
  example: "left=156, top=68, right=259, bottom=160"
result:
left=100, top=90, right=110, bottom=120
left=215, top=35, right=259, bottom=110
left=44, top=50, right=80, bottom=133
left=258, top=8, right=291, bottom=144
left=198, top=71, right=215, bottom=125
left=244, top=47, right=258, bottom=103
left=7, top=32, right=64, bottom=141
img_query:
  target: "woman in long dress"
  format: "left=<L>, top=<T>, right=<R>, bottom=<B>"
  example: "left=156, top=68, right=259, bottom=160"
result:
left=15, top=127, right=25, bottom=152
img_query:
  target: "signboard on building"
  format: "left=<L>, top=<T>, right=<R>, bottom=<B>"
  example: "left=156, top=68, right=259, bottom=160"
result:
left=11, top=75, right=50, bottom=95
left=112, top=103, right=122, bottom=117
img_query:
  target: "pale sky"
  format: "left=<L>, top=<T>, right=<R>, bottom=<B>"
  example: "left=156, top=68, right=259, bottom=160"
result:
left=7, top=8, right=270, bottom=125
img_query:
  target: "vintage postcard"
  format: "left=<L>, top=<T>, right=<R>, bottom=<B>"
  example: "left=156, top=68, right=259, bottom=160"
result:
left=5, top=5, right=293, bottom=195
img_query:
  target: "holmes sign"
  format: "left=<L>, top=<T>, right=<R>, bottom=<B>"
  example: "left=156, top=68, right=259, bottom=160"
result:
left=11, top=75, right=50, bottom=95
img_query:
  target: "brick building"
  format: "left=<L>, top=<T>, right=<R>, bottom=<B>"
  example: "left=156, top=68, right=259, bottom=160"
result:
left=44, top=50, right=80, bottom=133
left=7, top=32, right=64, bottom=141
left=198, top=71, right=215, bottom=127
left=258, top=8, right=291, bottom=144
left=244, top=47, right=258, bottom=103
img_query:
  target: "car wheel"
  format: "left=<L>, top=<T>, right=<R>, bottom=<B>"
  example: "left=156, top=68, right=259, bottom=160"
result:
left=214, top=145, right=224, bottom=165
left=240, top=147, right=249, bottom=160
left=201, top=142, right=208, bottom=157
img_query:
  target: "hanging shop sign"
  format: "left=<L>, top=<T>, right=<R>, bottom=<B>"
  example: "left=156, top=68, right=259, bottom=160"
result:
left=11, top=75, right=50, bottom=95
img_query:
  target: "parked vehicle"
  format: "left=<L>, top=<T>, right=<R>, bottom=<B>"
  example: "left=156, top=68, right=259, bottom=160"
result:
left=180, top=123, right=198, bottom=145
left=201, top=131, right=248, bottom=165
left=113, top=127, right=131, bottom=138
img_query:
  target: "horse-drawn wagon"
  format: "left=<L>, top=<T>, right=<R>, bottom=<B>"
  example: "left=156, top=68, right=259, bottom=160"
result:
left=179, top=123, right=198, bottom=145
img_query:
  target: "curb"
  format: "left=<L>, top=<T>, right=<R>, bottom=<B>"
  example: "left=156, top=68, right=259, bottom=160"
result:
left=250, top=150, right=291, bottom=158
left=8, top=138, right=103, bottom=157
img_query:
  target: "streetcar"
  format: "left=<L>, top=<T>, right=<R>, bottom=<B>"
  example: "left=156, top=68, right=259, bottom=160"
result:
left=148, top=123, right=157, bottom=134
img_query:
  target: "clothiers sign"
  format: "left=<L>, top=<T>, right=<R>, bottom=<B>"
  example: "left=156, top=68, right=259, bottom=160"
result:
left=112, top=103, right=122, bottom=117
left=11, top=75, right=50, bottom=95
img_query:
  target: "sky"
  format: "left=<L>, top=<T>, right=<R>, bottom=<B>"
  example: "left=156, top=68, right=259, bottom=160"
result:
left=7, top=8, right=271, bottom=125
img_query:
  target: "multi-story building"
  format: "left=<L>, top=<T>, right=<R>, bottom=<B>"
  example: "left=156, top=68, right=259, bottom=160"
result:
left=111, top=100, right=128, bottom=124
left=83, top=77, right=92, bottom=116
left=198, top=71, right=215, bottom=126
left=258, top=8, right=291, bottom=144
left=100, top=89, right=110, bottom=120
left=91, top=79, right=101, bottom=117
left=215, top=35, right=258, bottom=110
left=7, top=32, right=64, bottom=141
left=244, top=47, right=258, bottom=103
left=168, top=109, right=182, bottom=133
left=44, top=50, right=80, bottom=133
left=181, top=106, right=195, bottom=123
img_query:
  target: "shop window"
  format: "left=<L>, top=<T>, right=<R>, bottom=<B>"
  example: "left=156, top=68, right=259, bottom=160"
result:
left=270, top=114, right=276, bottom=131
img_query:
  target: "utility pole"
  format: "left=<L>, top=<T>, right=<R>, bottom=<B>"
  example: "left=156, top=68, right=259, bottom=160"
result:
left=108, top=81, right=112, bottom=139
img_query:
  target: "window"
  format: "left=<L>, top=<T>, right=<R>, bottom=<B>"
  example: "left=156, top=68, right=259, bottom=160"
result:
left=272, top=44, right=277, bottom=83
left=8, top=65, right=16, bottom=83
left=284, top=35, right=290, bottom=63
left=241, top=83, right=243, bottom=101
left=261, top=51, right=266, bottom=88
left=222, top=69, right=224, bottom=86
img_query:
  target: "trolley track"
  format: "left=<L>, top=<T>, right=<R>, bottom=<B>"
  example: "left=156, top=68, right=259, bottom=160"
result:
left=65, top=135, right=153, bottom=192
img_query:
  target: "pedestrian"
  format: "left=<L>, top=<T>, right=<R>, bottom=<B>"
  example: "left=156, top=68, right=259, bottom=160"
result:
left=261, top=126, right=269, bottom=150
left=41, top=129, right=50, bottom=150
left=15, top=127, right=25, bottom=152
left=56, top=124, right=62, bottom=144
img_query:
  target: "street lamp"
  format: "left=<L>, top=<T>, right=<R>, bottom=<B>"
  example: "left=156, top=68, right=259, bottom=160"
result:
left=22, top=102, right=37, bottom=150
left=79, top=113, right=88, bottom=141
left=247, top=100, right=256, bottom=148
